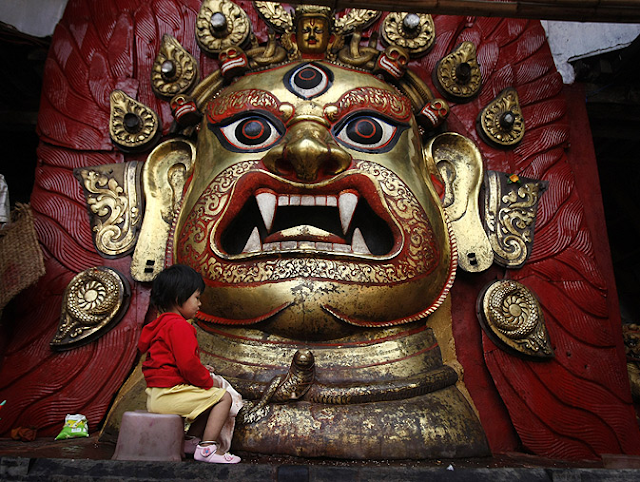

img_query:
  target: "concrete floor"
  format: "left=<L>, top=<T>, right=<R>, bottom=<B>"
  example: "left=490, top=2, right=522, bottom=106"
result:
left=2, top=434, right=640, bottom=481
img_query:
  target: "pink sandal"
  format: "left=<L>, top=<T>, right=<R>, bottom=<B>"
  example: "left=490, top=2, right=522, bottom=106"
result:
left=194, top=442, right=241, bottom=464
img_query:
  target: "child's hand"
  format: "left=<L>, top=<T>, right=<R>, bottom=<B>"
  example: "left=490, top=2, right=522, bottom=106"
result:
left=205, top=364, right=215, bottom=374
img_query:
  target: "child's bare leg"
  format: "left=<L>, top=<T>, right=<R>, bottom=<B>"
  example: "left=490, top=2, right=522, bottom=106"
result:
left=187, top=409, right=210, bottom=438
left=193, top=392, right=240, bottom=463
left=202, top=392, right=232, bottom=444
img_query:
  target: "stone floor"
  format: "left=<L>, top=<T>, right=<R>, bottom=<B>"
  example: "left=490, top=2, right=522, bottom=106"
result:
left=2, top=434, right=640, bottom=481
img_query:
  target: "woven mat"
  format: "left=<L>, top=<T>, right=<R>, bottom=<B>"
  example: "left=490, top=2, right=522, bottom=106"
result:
left=0, top=203, right=45, bottom=311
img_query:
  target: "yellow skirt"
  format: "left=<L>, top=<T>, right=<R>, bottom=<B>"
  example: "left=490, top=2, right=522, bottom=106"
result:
left=145, top=384, right=227, bottom=424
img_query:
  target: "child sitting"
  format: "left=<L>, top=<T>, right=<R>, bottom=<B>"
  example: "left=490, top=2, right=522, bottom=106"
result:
left=138, top=264, right=241, bottom=463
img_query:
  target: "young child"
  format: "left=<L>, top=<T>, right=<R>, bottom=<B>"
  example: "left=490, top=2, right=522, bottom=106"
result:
left=138, top=264, right=241, bottom=464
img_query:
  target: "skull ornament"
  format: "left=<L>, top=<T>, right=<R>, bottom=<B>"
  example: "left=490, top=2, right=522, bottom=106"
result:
left=219, top=46, right=249, bottom=80
left=170, top=94, right=201, bottom=126
left=418, top=98, right=450, bottom=130
left=374, top=45, right=410, bottom=80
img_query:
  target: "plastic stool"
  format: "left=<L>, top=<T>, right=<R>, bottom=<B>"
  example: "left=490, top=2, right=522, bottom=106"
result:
left=112, top=411, right=184, bottom=461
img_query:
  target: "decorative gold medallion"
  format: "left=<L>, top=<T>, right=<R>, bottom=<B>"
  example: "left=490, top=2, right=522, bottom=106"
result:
left=196, top=0, right=251, bottom=54
left=51, top=266, right=131, bottom=351
left=478, top=279, right=553, bottom=359
left=425, top=133, right=493, bottom=272
left=435, top=41, right=482, bottom=102
left=151, top=34, right=199, bottom=99
left=109, top=90, right=160, bottom=152
left=131, top=139, right=196, bottom=282
left=477, top=87, right=525, bottom=147
left=381, top=12, right=435, bottom=57
left=483, top=171, right=547, bottom=268
left=74, top=162, right=144, bottom=258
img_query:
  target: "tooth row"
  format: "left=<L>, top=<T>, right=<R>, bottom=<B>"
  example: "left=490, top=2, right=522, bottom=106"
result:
left=241, top=227, right=372, bottom=255
left=277, top=194, right=338, bottom=207
left=255, top=190, right=359, bottom=235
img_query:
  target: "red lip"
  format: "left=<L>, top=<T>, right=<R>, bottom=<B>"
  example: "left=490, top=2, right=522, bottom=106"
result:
left=211, top=169, right=403, bottom=259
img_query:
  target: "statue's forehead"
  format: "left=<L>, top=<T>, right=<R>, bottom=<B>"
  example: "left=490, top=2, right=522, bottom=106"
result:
left=222, top=61, right=396, bottom=110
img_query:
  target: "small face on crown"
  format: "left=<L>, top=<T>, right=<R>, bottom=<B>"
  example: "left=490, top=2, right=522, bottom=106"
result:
left=297, top=17, right=329, bottom=54
left=294, top=6, right=333, bottom=56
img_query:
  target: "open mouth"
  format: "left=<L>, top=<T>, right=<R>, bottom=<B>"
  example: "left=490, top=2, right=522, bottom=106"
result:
left=215, top=172, right=399, bottom=258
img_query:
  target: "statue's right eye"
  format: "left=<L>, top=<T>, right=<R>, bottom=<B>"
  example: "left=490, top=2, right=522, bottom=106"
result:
left=332, top=112, right=407, bottom=154
left=210, top=114, right=284, bottom=153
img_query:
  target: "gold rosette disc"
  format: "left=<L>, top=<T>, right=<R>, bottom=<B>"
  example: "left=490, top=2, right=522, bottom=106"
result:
left=477, top=279, right=553, bottom=359
left=51, top=266, right=131, bottom=351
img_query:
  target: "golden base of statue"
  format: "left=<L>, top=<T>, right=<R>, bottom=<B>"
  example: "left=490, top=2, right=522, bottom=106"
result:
left=235, top=388, right=488, bottom=459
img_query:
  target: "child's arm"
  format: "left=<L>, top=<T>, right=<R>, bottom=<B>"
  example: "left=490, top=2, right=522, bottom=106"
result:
left=169, top=323, right=214, bottom=389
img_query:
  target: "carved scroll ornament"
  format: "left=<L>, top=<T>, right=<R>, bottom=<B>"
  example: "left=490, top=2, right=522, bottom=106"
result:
left=483, top=171, right=548, bottom=268
left=74, top=162, right=144, bottom=258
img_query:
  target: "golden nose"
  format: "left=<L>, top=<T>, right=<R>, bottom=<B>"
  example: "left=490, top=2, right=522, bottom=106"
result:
left=263, top=116, right=351, bottom=182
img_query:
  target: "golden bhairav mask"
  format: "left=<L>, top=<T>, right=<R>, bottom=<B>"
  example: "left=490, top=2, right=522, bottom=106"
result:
left=173, top=61, right=456, bottom=340
left=103, top=3, right=498, bottom=459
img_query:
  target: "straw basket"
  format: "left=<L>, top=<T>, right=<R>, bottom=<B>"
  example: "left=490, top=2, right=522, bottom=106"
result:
left=0, top=203, right=45, bottom=313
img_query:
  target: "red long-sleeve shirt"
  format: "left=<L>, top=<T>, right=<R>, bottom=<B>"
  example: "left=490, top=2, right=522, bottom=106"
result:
left=137, top=312, right=213, bottom=389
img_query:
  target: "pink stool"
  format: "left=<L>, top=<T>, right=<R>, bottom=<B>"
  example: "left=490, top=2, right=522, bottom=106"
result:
left=112, top=411, right=184, bottom=461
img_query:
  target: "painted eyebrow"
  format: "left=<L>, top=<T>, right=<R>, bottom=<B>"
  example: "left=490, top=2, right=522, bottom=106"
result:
left=323, top=87, right=413, bottom=124
left=206, top=89, right=294, bottom=125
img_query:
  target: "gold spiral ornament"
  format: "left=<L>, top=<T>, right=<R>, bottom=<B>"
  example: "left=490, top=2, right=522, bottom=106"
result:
left=491, top=290, right=537, bottom=339
left=51, top=267, right=131, bottom=351
left=478, top=279, right=553, bottom=359
left=68, top=272, right=120, bottom=320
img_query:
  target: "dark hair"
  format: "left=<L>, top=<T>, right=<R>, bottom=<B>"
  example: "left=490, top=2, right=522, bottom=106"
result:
left=150, top=264, right=205, bottom=313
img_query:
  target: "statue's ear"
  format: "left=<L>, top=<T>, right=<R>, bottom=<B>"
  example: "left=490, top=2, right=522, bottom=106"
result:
left=131, top=139, right=196, bottom=282
left=424, top=133, right=493, bottom=272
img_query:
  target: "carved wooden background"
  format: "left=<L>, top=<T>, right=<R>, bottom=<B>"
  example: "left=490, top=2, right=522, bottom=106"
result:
left=0, top=0, right=638, bottom=459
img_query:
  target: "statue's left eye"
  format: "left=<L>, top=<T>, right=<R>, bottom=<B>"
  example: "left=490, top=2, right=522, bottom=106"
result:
left=213, top=114, right=284, bottom=152
left=333, top=114, right=407, bottom=153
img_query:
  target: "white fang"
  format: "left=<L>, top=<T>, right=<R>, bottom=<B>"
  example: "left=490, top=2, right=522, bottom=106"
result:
left=242, top=227, right=262, bottom=253
left=338, top=191, right=358, bottom=234
left=351, top=228, right=371, bottom=254
left=256, top=191, right=277, bottom=231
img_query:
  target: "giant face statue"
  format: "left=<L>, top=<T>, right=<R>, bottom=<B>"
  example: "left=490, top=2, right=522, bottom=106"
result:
left=166, top=52, right=487, bottom=459
left=174, top=61, right=455, bottom=341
